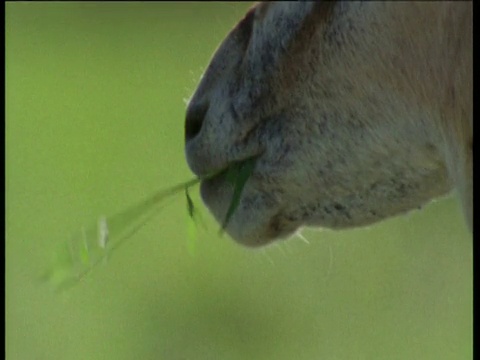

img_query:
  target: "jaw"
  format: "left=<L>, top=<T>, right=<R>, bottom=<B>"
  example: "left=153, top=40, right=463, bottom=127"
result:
left=199, top=153, right=451, bottom=247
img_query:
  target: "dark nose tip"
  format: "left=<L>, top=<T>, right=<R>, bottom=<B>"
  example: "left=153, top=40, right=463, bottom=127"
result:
left=185, top=102, right=209, bottom=142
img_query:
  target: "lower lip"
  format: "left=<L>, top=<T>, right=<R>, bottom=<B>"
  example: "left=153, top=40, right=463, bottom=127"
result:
left=199, top=171, right=229, bottom=205
left=200, top=175, right=299, bottom=244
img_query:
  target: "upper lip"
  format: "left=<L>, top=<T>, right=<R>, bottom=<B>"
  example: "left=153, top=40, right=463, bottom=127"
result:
left=199, top=155, right=260, bottom=181
left=186, top=130, right=264, bottom=177
left=185, top=117, right=266, bottom=178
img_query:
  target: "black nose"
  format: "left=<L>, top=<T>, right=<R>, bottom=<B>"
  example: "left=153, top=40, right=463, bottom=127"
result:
left=185, top=102, right=209, bottom=142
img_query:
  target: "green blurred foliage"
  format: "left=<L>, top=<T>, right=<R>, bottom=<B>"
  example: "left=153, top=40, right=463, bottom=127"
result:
left=6, top=2, right=472, bottom=360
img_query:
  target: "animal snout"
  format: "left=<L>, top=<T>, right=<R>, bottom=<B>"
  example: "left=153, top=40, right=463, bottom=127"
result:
left=185, top=101, right=209, bottom=142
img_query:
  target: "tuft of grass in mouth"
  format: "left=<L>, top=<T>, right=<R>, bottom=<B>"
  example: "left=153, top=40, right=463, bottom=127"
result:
left=42, top=158, right=256, bottom=292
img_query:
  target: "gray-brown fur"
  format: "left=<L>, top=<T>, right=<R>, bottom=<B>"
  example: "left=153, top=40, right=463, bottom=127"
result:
left=185, top=1, right=472, bottom=246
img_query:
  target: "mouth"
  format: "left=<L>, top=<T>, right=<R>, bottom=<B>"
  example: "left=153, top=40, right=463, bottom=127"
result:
left=200, top=156, right=257, bottom=233
left=199, top=156, right=257, bottom=185
left=199, top=157, right=258, bottom=227
left=197, top=156, right=301, bottom=246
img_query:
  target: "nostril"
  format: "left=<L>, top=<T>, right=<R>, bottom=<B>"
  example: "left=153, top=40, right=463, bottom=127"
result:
left=185, top=102, right=209, bottom=142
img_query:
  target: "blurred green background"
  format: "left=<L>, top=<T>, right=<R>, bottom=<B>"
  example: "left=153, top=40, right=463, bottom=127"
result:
left=6, top=2, right=472, bottom=360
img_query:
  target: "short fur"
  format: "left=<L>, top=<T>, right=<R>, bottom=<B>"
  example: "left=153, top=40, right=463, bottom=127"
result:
left=185, top=1, right=472, bottom=247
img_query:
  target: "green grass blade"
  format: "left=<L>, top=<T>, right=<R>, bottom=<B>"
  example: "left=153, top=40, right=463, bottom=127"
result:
left=43, top=157, right=257, bottom=292
left=220, top=158, right=256, bottom=233
left=185, top=186, right=198, bottom=256
left=43, top=178, right=202, bottom=292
